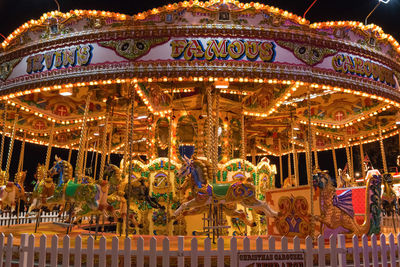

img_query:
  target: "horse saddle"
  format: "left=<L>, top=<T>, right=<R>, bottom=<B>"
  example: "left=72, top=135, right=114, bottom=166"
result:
left=208, top=183, right=231, bottom=198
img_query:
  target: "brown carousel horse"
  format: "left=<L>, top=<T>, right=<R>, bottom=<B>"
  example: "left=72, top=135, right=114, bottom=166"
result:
left=0, top=171, right=27, bottom=214
left=173, top=156, right=278, bottom=226
left=27, top=164, right=56, bottom=215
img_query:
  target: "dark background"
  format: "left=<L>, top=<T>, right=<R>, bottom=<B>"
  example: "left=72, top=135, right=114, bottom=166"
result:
left=0, top=0, right=399, bottom=188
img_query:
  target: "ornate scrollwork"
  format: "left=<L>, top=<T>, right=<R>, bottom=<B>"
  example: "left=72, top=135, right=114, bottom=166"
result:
left=99, top=38, right=169, bottom=60
left=276, top=195, right=311, bottom=237
left=0, top=58, right=21, bottom=81
left=277, top=41, right=336, bottom=66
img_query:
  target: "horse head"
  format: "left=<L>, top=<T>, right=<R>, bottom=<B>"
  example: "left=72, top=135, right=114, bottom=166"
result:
left=14, top=171, right=27, bottom=185
left=177, top=156, right=209, bottom=189
left=313, top=170, right=336, bottom=190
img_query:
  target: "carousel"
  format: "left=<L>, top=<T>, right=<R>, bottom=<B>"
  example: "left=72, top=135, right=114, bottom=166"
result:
left=0, top=0, right=400, bottom=245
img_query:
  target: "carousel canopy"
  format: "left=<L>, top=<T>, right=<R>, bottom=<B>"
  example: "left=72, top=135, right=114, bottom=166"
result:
left=0, top=0, right=399, bottom=158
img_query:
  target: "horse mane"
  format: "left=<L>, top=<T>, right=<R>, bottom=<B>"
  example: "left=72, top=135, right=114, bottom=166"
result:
left=61, top=160, right=73, bottom=181
left=192, top=158, right=213, bottom=184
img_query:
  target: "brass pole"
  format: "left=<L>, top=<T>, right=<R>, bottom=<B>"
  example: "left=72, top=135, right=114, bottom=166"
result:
left=307, top=91, right=314, bottom=240
left=331, top=137, right=339, bottom=182
left=5, top=113, right=19, bottom=175
left=359, top=143, right=366, bottom=178
left=75, top=92, right=92, bottom=179
left=312, top=130, right=319, bottom=170
left=206, top=86, right=213, bottom=162
left=214, top=91, right=220, bottom=176
left=278, top=139, right=283, bottom=187
left=0, top=105, right=7, bottom=170
left=44, top=122, right=55, bottom=170
left=17, top=132, right=27, bottom=173
left=67, top=146, right=72, bottom=163
left=345, top=140, right=354, bottom=179
left=378, top=122, right=388, bottom=173
left=126, top=84, right=135, bottom=238
left=99, top=106, right=110, bottom=181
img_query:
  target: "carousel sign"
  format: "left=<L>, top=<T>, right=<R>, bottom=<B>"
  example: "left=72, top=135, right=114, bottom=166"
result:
left=26, top=44, right=93, bottom=74
left=332, top=53, right=396, bottom=87
left=238, top=251, right=305, bottom=267
left=170, top=39, right=276, bottom=62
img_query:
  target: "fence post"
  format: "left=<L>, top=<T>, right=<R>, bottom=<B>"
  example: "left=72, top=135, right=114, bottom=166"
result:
left=388, top=233, right=396, bottom=267
left=230, top=237, right=237, bottom=267
left=362, top=234, right=370, bottom=267
left=5, top=234, right=13, bottom=267
left=352, top=235, right=360, bottom=267
left=62, top=235, right=70, bottom=267
left=149, top=237, right=157, bottom=267
left=329, top=235, right=337, bottom=267
left=19, top=233, right=28, bottom=267
left=123, top=237, right=131, bottom=267
left=177, top=236, right=184, bottom=267
left=305, top=236, right=313, bottom=267
left=380, top=234, right=388, bottom=267
left=87, top=235, right=95, bottom=267
left=268, top=236, right=275, bottom=251
left=256, top=236, right=263, bottom=251
left=217, top=237, right=224, bottom=267
left=0, top=232, right=5, bottom=267
left=281, top=236, right=288, bottom=252
left=317, top=235, right=325, bottom=267
left=26, top=234, right=35, bottom=267
left=137, top=236, right=144, bottom=267
left=50, top=235, right=58, bottom=267
left=204, top=237, right=211, bottom=267
left=99, top=236, right=107, bottom=267
left=190, top=238, right=198, bottom=267
left=243, top=237, right=250, bottom=251
left=162, top=237, right=170, bottom=267
left=74, top=235, right=82, bottom=267
left=371, top=234, right=379, bottom=267
left=111, top=237, right=119, bottom=267
left=337, top=234, right=346, bottom=267
left=293, top=236, right=300, bottom=251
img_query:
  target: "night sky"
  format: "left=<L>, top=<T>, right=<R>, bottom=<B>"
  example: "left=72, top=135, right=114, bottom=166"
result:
left=0, top=0, right=399, bottom=188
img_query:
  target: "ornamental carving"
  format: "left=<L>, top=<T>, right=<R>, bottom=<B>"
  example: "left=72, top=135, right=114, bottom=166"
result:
left=277, top=41, right=336, bottom=66
left=276, top=195, right=311, bottom=237
left=0, top=58, right=21, bottom=81
left=99, top=38, right=169, bottom=60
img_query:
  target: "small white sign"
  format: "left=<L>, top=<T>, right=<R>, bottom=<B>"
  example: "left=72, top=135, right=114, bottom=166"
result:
left=238, top=251, right=305, bottom=267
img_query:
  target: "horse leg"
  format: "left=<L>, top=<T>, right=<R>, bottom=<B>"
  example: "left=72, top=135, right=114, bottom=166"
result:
left=223, top=205, right=257, bottom=227
left=173, top=197, right=209, bottom=220
left=241, top=198, right=278, bottom=218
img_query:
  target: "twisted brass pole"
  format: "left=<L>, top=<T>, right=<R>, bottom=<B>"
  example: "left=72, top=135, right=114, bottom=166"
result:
left=45, top=122, right=55, bottom=170
left=75, top=92, right=92, bottom=180
left=99, top=106, right=110, bottom=181
left=5, top=113, right=19, bottom=175
left=0, top=104, right=7, bottom=170
left=17, top=132, right=26, bottom=173
left=359, top=143, right=366, bottom=178
left=331, top=137, right=339, bottom=183
left=126, top=84, right=135, bottom=238
left=378, top=122, right=388, bottom=173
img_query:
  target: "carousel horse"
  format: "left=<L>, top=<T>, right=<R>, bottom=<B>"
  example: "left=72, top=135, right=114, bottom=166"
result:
left=47, top=179, right=117, bottom=222
left=381, top=173, right=398, bottom=216
left=0, top=171, right=27, bottom=214
left=27, top=164, right=56, bottom=215
left=107, top=186, right=142, bottom=228
left=313, top=169, right=379, bottom=235
left=104, top=164, right=164, bottom=210
left=172, top=156, right=278, bottom=226
left=282, top=175, right=296, bottom=188
left=0, top=170, right=8, bottom=186
left=48, top=155, right=73, bottom=187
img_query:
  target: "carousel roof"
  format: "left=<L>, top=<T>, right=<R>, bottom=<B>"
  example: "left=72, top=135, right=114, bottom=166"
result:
left=0, top=0, right=399, bottom=158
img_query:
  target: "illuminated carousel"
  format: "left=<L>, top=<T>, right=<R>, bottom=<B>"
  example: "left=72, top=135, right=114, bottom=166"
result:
left=0, top=0, right=400, bottom=242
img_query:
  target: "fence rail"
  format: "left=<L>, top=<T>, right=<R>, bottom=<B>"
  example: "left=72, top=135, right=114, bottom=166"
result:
left=1, top=232, right=400, bottom=266
left=0, top=211, right=64, bottom=226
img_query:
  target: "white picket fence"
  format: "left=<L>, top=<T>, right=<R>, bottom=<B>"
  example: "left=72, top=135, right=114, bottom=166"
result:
left=1, top=233, right=400, bottom=266
left=0, top=211, right=64, bottom=226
